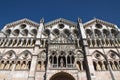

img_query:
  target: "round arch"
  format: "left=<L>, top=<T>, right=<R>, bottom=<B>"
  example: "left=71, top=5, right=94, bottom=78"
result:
left=50, top=72, right=75, bottom=80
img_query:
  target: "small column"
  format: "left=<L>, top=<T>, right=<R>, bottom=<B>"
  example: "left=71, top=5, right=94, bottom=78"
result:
left=18, top=39, right=22, bottom=47
left=26, top=39, right=29, bottom=47
left=96, top=62, right=101, bottom=71
left=28, top=55, right=37, bottom=80
left=102, top=61, right=106, bottom=70
left=90, top=39, right=93, bottom=47
left=48, top=55, right=51, bottom=68
left=66, top=55, right=67, bottom=68
left=16, top=39, right=20, bottom=47
left=115, top=38, right=119, bottom=46
left=30, top=39, right=33, bottom=46
left=77, top=39, right=80, bottom=47
left=0, top=39, right=4, bottom=46
left=81, top=61, right=83, bottom=71
left=1, top=39, right=7, bottom=47
left=57, top=55, right=58, bottom=68
left=41, top=61, right=45, bottom=70
left=8, top=61, right=17, bottom=80
left=117, top=61, right=120, bottom=70
left=12, top=39, right=16, bottom=47
left=94, top=39, right=97, bottom=47
left=5, top=39, right=10, bottom=46
left=52, top=56, right=54, bottom=67
left=103, top=39, right=107, bottom=47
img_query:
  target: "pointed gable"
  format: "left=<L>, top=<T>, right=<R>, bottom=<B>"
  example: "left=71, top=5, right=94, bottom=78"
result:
left=45, top=18, right=77, bottom=27
left=5, top=18, right=39, bottom=29
left=83, top=18, right=117, bottom=28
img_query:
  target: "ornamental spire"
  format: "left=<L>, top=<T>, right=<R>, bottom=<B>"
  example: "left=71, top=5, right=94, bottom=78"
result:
left=78, top=17, right=82, bottom=23
left=40, top=18, right=44, bottom=23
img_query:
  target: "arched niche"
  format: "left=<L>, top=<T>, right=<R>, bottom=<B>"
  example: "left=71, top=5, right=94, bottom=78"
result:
left=107, top=50, right=119, bottom=59
left=92, top=50, right=106, bottom=60
left=22, top=29, right=28, bottom=36
left=111, top=29, right=119, bottom=37
left=72, top=29, right=79, bottom=37
left=52, top=28, right=60, bottom=35
left=5, top=29, right=11, bottom=36
left=3, top=50, right=16, bottom=59
left=63, top=29, right=71, bottom=36
left=13, top=29, right=20, bottom=36
left=92, top=50, right=108, bottom=71
left=18, top=50, right=32, bottom=60
left=103, top=29, right=110, bottom=37
left=30, top=29, right=37, bottom=36
left=43, top=29, right=50, bottom=36
left=85, top=29, right=93, bottom=38
left=38, top=50, right=46, bottom=59
left=94, top=29, right=101, bottom=38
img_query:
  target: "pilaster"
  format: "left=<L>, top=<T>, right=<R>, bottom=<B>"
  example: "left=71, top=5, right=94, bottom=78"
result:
left=28, top=55, right=38, bottom=80
left=78, top=18, right=95, bottom=80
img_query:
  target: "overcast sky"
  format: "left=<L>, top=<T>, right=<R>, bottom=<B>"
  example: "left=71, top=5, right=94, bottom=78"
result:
left=0, top=0, right=120, bottom=29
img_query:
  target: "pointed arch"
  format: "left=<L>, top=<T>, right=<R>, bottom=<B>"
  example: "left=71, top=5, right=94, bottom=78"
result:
left=3, top=50, right=16, bottom=56
left=107, top=50, right=118, bottom=55
left=37, top=50, right=46, bottom=60
left=92, top=50, right=105, bottom=58
left=107, top=50, right=119, bottom=59
left=2, top=50, right=17, bottom=59
left=75, top=50, right=84, bottom=58
left=92, top=50, right=108, bottom=71
left=18, top=50, right=32, bottom=59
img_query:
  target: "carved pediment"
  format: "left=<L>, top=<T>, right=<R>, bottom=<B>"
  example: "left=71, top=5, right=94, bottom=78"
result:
left=83, top=18, right=117, bottom=29
left=50, top=33, right=73, bottom=43
left=5, top=18, right=39, bottom=29
left=45, top=18, right=77, bottom=27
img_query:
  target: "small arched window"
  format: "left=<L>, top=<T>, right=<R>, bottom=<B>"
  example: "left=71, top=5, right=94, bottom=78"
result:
left=95, top=24, right=103, bottom=29
left=103, top=29, right=110, bottom=38
left=94, top=29, right=101, bottom=38
left=20, top=24, right=26, bottom=29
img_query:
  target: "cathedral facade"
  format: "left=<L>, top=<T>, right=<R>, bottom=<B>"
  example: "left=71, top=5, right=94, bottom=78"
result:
left=0, top=18, right=120, bottom=80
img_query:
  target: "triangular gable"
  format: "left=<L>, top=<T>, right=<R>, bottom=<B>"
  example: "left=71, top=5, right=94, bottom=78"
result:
left=83, top=18, right=117, bottom=28
left=45, top=18, right=77, bottom=27
left=5, top=18, right=39, bottom=28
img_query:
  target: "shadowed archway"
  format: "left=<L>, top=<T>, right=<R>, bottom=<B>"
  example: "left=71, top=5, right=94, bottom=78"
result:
left=50, top=72, right=75, bottom=80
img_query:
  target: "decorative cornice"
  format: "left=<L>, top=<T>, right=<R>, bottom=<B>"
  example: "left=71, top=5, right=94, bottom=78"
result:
left=5, top=18, right=39, bottom=28
left=83, top=18, right=116, bottom=28
left=45, top=18, right=77, bottom=27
